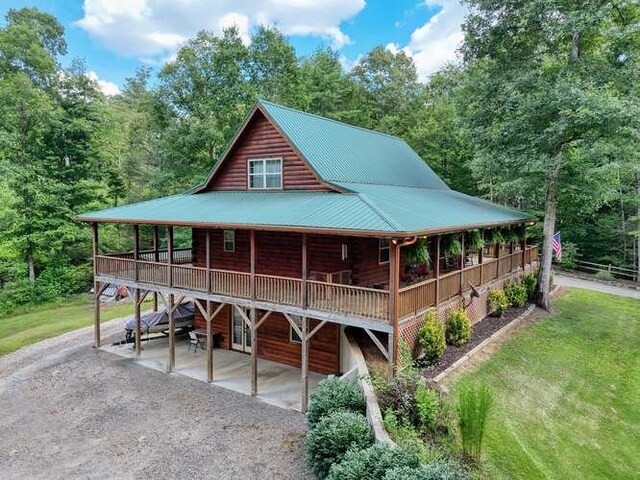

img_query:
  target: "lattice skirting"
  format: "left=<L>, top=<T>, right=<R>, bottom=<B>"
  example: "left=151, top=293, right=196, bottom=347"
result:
left=399, top=263, right=538, bottom=354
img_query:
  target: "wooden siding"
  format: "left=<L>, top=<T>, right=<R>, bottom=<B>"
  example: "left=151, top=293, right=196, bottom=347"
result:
left=352, top=237, right=389, bottom=287
left=207, top=112, right=330, bottom=191
left=194, top=307, right=340, bottom=374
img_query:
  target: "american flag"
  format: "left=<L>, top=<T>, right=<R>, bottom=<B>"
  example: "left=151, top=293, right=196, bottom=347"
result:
left=552, top=232, right=562, bottom=262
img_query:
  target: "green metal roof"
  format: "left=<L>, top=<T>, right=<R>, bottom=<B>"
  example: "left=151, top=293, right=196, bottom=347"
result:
left=77, top=187, right=532, bottom=234
left=77, top=100, right=535, bottom=234
left=259, top=100, right=449, bottom=189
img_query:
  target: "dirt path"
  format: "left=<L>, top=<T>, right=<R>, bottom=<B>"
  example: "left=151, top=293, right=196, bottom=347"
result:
left=553, top=274, right=640, bottom=299
left=0, top=317, right=311, bottom=480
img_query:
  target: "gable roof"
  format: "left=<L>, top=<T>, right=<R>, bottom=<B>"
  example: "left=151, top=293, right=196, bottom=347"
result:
left=77, top=100, right=536, bottom=234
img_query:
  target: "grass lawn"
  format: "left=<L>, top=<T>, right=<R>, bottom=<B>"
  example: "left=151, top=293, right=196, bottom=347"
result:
left=0, top=295, right=149, bottom=356
left=453, top=288, right=640, bottom=479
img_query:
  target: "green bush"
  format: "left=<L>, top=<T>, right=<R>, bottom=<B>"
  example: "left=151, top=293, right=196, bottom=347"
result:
left=327, top=443, right=420, bottom=480
left=446, top=309, right=472, bottom=347
left=382, top=409, right=432, bottom=464
left=487, top=289, right=508, bottom=317
left=307, top=377, right=365, bottom=428
left=457, top=384, right=493, bottom=462
left=418, top=311, right=446, bottom=364
left=522, top=273, right=537, bottom=300
left=504, top=280, right=527, bottom=308
left=595, top=269, right=615, bottom=281
left=415, top=382, right=440, bottom=432
left=383, top=461, right=469, bottom=480
left=305, top=410, right=372, bottom=479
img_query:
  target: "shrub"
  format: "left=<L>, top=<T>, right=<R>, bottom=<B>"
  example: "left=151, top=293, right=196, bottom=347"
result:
left=418, top=311, right=446, bottom=364
left=383, top=409, right=432, bottom=464
left=307, top=377, right=365, bottom=428
left=383, top=461, right=470, bottom=480
left=487, top=289, right=508, bottom=317
left=457, top=384, right=493, bottom=462
left=398, top=339, right=419, bottom=378
left=305, top=410, right=372, bottom=479
left=595, top=269, right=615, bottom=281
left=378, top=376, right=419, bottom=425
left=446, top=309, right=472, bottom=347
left=415, top=382, right=440, bottom=432
left=522, top=273, right=537, bottom=300
left=504, top=280, right=527, bottom=308
left=327, top=443, right=420, bottom=480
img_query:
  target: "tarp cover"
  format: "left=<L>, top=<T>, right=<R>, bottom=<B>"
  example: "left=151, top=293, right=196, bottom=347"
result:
left=124, top=301, right=194, bottom=331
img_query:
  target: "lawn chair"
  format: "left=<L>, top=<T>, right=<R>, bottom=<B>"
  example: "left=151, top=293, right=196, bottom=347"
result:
left=187, top=331, right=204, bottom=353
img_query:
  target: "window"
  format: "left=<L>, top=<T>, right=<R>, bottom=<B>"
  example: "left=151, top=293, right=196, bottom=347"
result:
left=341, top=243, right=349, bottom=261
left=223, top=230, right=235, bottom=252
left=289, top=314, right=302, bottom=343
left=379, top=238, right=390, bottom=264
left=248, top=158, right=282, bottom=189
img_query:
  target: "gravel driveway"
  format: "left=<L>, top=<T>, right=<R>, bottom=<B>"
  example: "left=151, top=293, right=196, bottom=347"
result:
left=0, top=315, right=312, bottom=480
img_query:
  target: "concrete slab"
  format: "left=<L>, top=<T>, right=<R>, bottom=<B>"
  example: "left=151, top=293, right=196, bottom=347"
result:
left=102, top=335, right=324, bottom=411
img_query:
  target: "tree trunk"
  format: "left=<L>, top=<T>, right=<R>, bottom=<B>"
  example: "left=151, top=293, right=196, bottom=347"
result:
left=27, top=253, right=35, bottom=285
left=535, top=159, right=560, bottom=310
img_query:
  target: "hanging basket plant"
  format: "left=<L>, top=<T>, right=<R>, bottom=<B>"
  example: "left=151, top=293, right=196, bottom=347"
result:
left=485, top=229, right=505, bottom=245
left=501, top=228, right=521, bottom=244
left=467, top=229, right=485, bottom=251
left=403, top=237, right=431, bottom=266
left=442, top=234, right=462, bottom=257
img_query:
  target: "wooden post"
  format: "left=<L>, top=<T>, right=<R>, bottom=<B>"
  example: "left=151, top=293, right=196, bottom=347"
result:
left=479, top=230, right=484, bottom=282
left=387, top=331, right=394, bottom=380
left=152, top=226, right=159, bottom=311
left=168, top=293, right=175, bottom=371
left=302, top=233, right=308, bottom=309
left=134, top=288, right=141, bottom=357
left=167, top=226, right=174, bottom=287
left=133, top=225, right=140, bottom=282
left=301, top=316, right=309, bottom=412
left=206, top=229, right=213, bottom=382
left=459, top=232, right=465, bottom=293
left=389, top=240, right=400, bottom=365
left=92, top=223, right=101, bottom=348
left=521, top=226, right=526, bottom=270
left=434, top=236, right=441, bottom=306
left=250, top=230, right=257, bottom=396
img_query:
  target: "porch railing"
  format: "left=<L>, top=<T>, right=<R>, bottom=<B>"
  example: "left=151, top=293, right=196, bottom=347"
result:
left=95, top=244, right=538, bottom=324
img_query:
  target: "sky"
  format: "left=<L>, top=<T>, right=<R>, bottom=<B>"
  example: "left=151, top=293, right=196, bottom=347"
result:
left=2, top=1, right=468, bottom=95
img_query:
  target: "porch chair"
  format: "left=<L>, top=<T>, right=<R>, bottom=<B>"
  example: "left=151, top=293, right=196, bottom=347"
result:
left=187, top=331, right=204, bottom=353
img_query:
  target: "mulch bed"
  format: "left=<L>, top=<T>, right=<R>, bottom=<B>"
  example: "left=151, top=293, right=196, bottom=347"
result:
left=423, top=303, right=531, bottom=379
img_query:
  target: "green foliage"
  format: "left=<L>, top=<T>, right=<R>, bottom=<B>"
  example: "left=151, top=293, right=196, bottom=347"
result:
left=487, top=289, right=508, bottom=317
left=504, top=281, right=527, bottom=308
left=305, top=410, right=373, bottom=479
left=326, top=443, right=421, bottom=480
left=457, top=384, right=492, bottom=462
left=467, top=230, right=485, bottom=251
left=442, top=235, right=463, bottom=257
left=485, top=229, right=504, bottom=246
left=415, top=382, right=441, bottom=432
left=501, top=228, right=521, bottom=244
left=522, top=274, right=537, bottom=300
left=418, top=311, right=446, bottom=364
left=446, top=309, right=472, bottom=347
left=383, top=461, right=470, bottom=480
left=398, top=338, right=419, bottom=379
left=595, top=269, right=615, bottom=281
left=558, top=241, right=579, bottom=269
left=307, top=377, right=365, bottom=429
left=403, top=238, right=431, bottom=266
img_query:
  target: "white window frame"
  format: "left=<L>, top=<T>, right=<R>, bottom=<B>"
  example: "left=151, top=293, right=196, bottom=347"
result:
left=379, top=238, right=390, bottom=265
left=223, top=230, right=235, bottom=252
left=247, top=157, right=283, bottom=190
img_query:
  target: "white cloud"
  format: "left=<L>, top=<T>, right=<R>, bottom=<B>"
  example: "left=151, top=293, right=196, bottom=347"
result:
left=76, top=0, right=364, bottom=61
left=395, top=1, right=468, bottom=80
left=86, top=71, right=121, bottom=96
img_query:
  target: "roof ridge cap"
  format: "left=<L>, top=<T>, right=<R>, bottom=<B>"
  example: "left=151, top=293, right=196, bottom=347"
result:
left=356, top=193, right=403, bottom=231
left=258, top=99, right=405, bottom=142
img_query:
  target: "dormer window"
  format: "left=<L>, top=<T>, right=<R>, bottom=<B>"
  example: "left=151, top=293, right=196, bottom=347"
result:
left=248, top=158, right=282, bottom=190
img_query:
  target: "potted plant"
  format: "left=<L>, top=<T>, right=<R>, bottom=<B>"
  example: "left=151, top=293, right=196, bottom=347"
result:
left=442, top=234, right=462, bottom=257
left=403, top=237, right=431, bottom=266
left=467, top=229, right=485, bottom=251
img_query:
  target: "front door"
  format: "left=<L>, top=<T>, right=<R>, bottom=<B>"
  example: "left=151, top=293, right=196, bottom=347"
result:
left=231, top=307, right=252, bottom=353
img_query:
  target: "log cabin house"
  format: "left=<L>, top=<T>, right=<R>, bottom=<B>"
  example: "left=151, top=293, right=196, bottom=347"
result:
left=77, top=100, right=537, bottom=411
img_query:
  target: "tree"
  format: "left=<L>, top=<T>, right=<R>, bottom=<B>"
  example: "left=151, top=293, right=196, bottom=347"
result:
left=460, top=0, right=640, bottom=308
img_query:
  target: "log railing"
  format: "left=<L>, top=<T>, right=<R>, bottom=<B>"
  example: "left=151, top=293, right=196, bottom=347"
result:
left=109, top=248, right=192, bottom=264
left=95, top=245, right=538, bottom=324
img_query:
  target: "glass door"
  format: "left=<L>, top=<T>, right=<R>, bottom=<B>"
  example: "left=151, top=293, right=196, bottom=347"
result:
left=231, top=307, right=252, bottom=353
